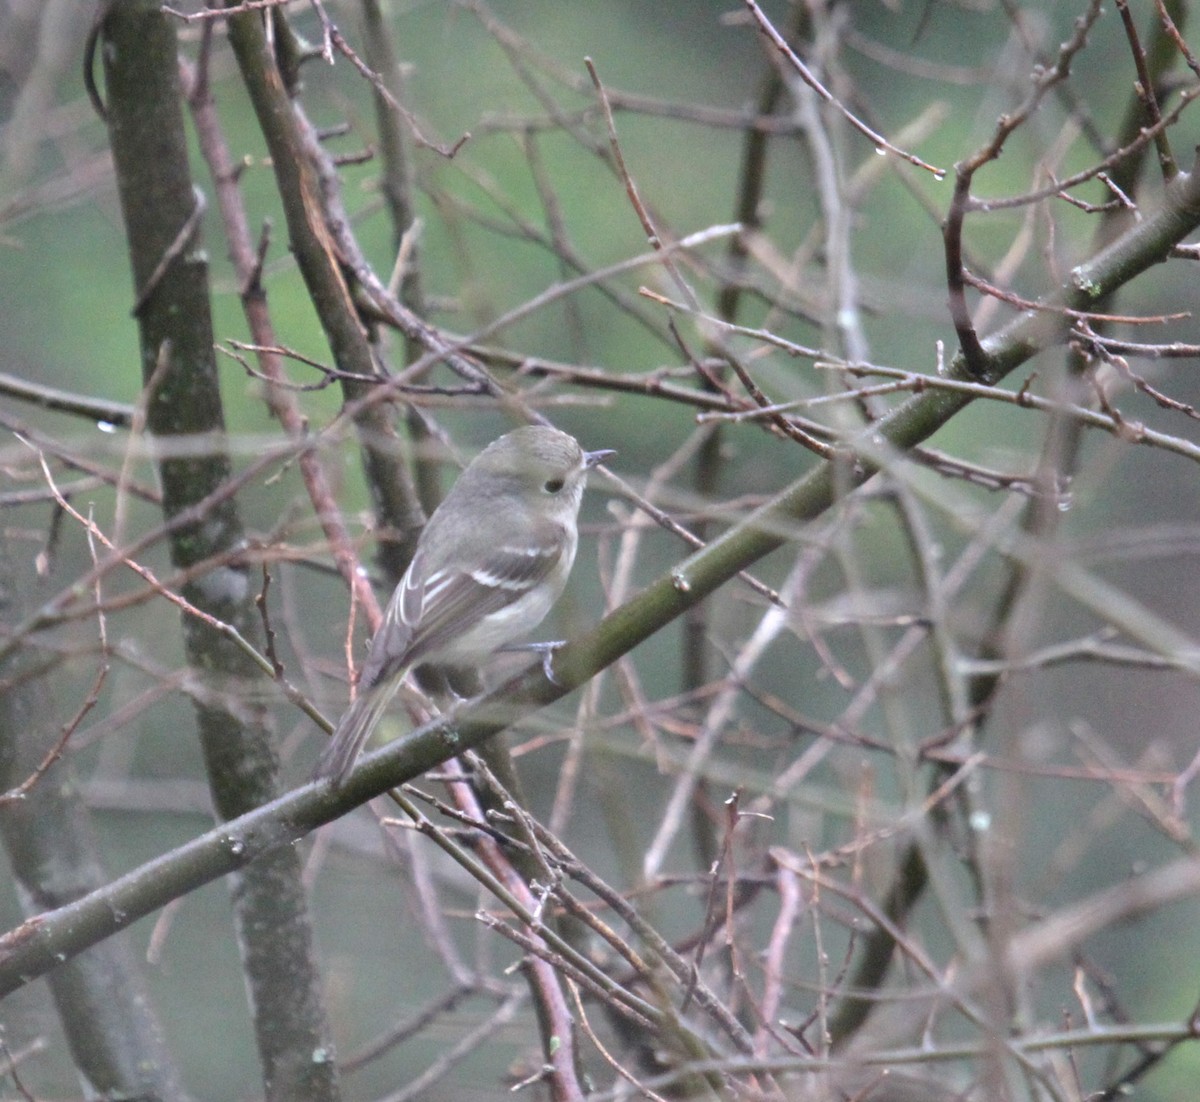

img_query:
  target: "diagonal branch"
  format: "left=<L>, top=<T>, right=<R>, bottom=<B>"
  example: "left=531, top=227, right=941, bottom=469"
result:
left=2, top=156, right=1199, bottom=1000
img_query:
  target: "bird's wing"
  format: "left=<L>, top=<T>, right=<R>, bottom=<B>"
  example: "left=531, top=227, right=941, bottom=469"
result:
left=358, top=518, right=567, bottom=690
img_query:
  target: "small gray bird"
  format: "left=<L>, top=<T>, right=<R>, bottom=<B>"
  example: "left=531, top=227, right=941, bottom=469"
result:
left=314, top=425, right=613, bottom=785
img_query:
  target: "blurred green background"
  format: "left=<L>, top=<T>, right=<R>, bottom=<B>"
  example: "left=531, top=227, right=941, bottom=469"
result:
left=3, top=1, right=1200, bottom=1098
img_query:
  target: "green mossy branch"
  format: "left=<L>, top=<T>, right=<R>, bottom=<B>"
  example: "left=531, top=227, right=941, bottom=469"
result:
left=2, top=150, right=1199, bottom=1002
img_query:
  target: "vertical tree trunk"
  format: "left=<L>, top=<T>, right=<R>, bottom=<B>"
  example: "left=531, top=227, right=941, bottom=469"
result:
left=101, top=4, right=339, bottom=1098
left=0, top=538, right=191, bottom=1101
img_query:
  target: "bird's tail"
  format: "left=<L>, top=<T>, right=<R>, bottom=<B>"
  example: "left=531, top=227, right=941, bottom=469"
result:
left=313, top=680, right=399, bottom=786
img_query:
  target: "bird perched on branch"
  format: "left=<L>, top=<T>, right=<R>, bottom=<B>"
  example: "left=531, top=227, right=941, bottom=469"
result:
left=314, top=425, right=613, bottom=786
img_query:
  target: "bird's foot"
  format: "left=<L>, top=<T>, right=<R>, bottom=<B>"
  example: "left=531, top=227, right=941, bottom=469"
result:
left=501, top=640, right=566, bottom=686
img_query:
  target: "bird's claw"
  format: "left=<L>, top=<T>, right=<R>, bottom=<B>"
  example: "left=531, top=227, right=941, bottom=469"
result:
left=502, top=640, right=566, bottom=686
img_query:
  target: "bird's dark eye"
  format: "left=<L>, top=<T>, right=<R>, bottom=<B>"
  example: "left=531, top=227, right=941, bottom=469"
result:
left=544, top=477, right=565, bottom=494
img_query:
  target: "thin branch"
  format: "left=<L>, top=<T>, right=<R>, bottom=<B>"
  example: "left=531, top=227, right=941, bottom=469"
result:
left=742, top=0, right=944, bottom=178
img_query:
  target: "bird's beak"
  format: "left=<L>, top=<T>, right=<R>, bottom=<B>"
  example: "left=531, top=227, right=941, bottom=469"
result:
left=584, top=448, right=616, bottom=469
